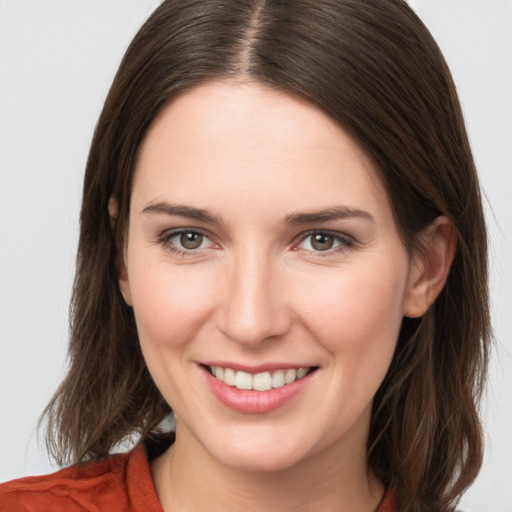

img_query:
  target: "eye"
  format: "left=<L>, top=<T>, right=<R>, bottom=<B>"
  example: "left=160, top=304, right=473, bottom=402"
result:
left=296, top=231, right=353, bottom=253
left=159, top=229, right=215, bottom=254
left=176, top=231, right=206, bottom=250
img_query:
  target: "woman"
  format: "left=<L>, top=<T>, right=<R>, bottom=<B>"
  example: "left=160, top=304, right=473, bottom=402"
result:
left=0, top=1, right=490, bottom=511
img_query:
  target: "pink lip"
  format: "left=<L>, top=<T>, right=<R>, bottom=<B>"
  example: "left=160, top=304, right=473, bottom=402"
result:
left=201, top=361, right=311, bottom=373
left=202, top=366, right=315, bottom=414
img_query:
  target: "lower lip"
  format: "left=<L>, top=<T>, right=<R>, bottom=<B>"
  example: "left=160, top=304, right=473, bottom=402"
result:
left=203, top=367, right=314, bottom=414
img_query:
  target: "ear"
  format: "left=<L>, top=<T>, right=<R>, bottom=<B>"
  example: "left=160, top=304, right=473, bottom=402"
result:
left=403, top=216, right=456, bottom=318
left=117, top=255, right=133, bottom=307
left=108, top=196, right=119, bottom=230
left=109, top=196, right=133, bottom=307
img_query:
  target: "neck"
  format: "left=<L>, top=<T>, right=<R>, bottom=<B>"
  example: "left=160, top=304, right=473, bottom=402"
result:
left=151, top=420, right=384, bottom=512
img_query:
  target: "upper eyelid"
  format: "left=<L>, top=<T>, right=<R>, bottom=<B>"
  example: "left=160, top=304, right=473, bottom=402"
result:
left=157, top=227, right=217, bottom=251
left=293, top=230, right=356, bottom=255
left=294, top=229, right=354, bottom=244
left=157, top=228, right=218, bottom=257
left=160, top=227, right=213, bottom=240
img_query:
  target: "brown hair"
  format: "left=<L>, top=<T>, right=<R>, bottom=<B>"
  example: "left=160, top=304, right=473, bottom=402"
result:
left=41, top=1, right=490, bottom=510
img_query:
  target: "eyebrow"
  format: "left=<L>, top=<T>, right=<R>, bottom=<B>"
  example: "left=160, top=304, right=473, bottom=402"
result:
left=142, top=201, right=374, bottom=226
left=284, top=206, right=375, bottom=225
left=142, top=202, right=223, bottom=224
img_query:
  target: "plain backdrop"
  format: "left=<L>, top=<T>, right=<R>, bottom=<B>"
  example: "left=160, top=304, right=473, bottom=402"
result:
left=0, top=1, right=511, bottom=510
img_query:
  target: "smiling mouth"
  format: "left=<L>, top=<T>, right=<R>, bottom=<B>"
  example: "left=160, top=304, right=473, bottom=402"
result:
left=205, top=365, right=318, bottom=392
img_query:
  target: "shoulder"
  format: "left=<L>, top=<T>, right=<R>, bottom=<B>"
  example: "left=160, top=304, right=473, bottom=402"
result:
left=0, top=445, right=162, bottom=512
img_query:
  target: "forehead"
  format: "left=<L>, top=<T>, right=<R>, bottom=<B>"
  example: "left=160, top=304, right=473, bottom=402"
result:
left=132, top=80, right=391, bottom=223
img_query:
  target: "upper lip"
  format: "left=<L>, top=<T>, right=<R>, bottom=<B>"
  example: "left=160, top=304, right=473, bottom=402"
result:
left=200, top=361, right=317, bottom=373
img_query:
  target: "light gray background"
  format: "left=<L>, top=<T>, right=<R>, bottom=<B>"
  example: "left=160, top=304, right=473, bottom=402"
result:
left=0, top=1, right=511, bottom=510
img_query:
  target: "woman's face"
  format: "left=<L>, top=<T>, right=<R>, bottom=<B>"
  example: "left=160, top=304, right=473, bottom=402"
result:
left=120, top=81, right=419, bottom=472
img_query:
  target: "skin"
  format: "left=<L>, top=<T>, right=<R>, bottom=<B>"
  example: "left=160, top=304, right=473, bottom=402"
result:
left=118, top=81, right=455, bottom=511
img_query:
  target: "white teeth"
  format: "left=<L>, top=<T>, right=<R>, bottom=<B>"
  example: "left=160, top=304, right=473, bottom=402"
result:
left=224, top=368, right=236, bottom=386
left=235, top=371, right=253, bottom=390
left=271, top=369, right=285, bottom=388
left=296, top=368, right=308, bottom=379
left=253, top=372, right=272, bottom=391
left=284, top=369, right=297, bottom=384
left=210, top=366, right=311, bottom=391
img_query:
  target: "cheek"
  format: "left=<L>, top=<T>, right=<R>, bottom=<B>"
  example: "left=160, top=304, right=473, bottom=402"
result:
left=128, top=259, right=216, bottom=351
left=296, top=258, right=407, bottom=361
left=126, top=260, right=220, bottom=409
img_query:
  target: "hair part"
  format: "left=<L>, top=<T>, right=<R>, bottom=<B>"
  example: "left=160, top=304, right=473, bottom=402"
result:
left=40, top=1, right=491, bottom=510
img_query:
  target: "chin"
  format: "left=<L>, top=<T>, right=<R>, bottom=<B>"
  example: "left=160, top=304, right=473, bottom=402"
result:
left=200, top=429, right=316, bottom=473
left=214, top=446, right=305, bottom=473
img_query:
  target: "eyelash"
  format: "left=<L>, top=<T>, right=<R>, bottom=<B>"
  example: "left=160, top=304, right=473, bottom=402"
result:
left=157, top=228, right=215, bottom=257
left=157, top=229, right=354, bottom=257
left=294, top=230, right=354, bottom=256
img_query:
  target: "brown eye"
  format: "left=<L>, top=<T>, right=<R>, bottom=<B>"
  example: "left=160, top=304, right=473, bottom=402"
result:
left=310, top=233, right=334, bottom=251
left=180, top=232, right=204, bottom=250
left=296, top=231, right=352, bottom=254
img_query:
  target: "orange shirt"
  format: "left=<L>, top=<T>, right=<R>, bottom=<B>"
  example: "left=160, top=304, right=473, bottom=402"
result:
left=0, top=446, right=395, bottom=511
left=0, top=446, right=162, bottom=512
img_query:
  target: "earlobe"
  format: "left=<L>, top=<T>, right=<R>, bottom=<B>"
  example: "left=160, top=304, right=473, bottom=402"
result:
left=109, top=196, right=133, bottom=306
left=117, top=255, right=133, bottom=307
left=403, top=216, right=456, bottom=318
left=108, top=196, right=119, bottom=230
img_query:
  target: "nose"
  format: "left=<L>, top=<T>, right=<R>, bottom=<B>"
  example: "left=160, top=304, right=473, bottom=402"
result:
left=216, top=248, right=292, bottom=346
